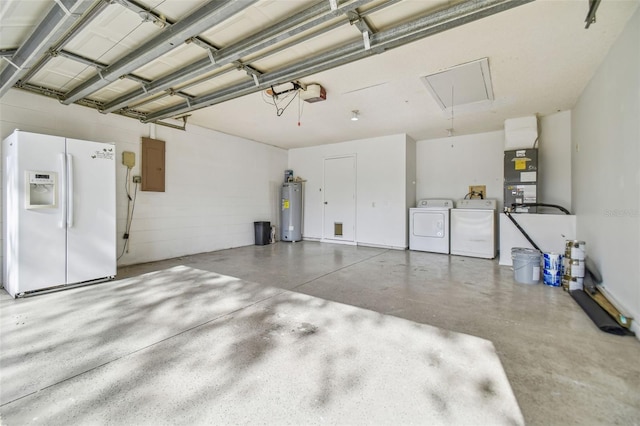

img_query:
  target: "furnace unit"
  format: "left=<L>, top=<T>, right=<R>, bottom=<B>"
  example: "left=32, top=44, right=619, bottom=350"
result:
left=504, top=148, right=538, bottom=212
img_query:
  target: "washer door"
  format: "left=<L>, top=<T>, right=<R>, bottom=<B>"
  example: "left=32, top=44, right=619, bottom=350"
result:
left=413, top=211, right=445, bottom=238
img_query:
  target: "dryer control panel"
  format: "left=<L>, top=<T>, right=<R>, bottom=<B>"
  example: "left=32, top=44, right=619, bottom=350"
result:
left=417, top=199, right=453, bottom=209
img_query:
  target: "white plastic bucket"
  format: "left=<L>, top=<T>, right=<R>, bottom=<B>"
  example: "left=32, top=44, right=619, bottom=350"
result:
left=512, top=248, right=541, bottom=284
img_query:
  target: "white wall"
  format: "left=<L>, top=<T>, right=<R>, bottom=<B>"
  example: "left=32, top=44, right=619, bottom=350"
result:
left=1, top=90, right=287, bottom=268
left=539, top=111, right=572, bottom=211
left=571, top=9, right=639, bottom=331
left=416, top=116, right=573, bottom=212
left=405, top=136, right=417, bottom=240
left=289, top=134, right=411, bottom=249
left=416, top=130, right=505, bottom=205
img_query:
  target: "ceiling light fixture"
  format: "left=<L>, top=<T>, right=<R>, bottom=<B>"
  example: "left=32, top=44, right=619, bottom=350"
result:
left=351, top=110, right=359, bottom=121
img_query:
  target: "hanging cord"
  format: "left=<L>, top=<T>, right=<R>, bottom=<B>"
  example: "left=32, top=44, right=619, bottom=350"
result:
left=261, top=89, right=294, bottom=115
left=118, top=169, right=139, bottom=260
left=504, top=210, right=541, bottom=252
left=123, top=166, right=132, bottom=222
left=505, top=203, right=572, bottom=254
left=275, top=90, right=299, bottom=117
left=511, top=202, right=571, bottom=215
left=447, top=85, right=454, bottom=136
left=297, top=92, right=304, bottom=126
left=463, top=191, right=484, bottom=199
left=451, top=86, right=454, bottom=130
left=261, top=83, right=302, bottom=117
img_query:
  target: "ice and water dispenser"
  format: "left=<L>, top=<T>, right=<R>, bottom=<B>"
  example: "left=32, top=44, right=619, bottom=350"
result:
left=26, top=171, right=57, bottom=209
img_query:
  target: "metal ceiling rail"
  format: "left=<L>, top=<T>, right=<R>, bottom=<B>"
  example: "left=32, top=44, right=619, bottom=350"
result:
left=113, top=0, right=388, bottom=111
left=18, top=80, right=146, bottom=120
left=118, top=0, right=446, bottom=114
left=116, top=0, right=222, bottom=52
left=0, top=0, right=96, bottom=98
left=117, top=0, right=171, bottom=28
left=61, top=0, right=259, bottom=105
left=179, top=19, right=345, bottom=88
left=100, top=0, right=378, bottom=114
left=58, top=50, right=150, bottom=87
left=144, top=0, right=533, bottom=123
left=55, top=49, right=194, bottom=98
left=1, top=49, right=18, bottom=58
left=211, top=0, right=371, bottom=63
left=116, top=17, right=348, bottom=113
left=15, top=0, right=111, bottom=87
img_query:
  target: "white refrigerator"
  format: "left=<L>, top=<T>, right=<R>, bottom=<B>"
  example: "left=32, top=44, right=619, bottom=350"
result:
left=2, top=130, right=116, bottom=297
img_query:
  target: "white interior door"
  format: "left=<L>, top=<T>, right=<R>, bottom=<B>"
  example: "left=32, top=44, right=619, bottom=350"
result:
left=323, top=155, right=356, bottom=242
left=65, top=138, right=116, bottom=283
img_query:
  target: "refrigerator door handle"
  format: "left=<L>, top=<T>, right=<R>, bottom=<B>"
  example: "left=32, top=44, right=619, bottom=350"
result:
left=59, top=153, right=67, bottom=229
left=66, top=153, right=74, bottom=228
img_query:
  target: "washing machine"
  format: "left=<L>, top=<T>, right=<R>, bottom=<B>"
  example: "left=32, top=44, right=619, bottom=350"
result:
left=409, top=199, right=453, bottom=254
left=450, top=199, right=498, bottom=259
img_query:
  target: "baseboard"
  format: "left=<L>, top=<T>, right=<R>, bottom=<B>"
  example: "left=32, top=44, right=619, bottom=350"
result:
left=357, top=242, right=406, bottom=250
left=321, top=239, right=356, bottom=246
left=301, top=237, right=406, bottom=251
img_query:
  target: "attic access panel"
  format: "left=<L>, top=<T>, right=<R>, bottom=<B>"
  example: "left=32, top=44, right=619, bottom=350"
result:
left=421, top=58, right=494, bottom=110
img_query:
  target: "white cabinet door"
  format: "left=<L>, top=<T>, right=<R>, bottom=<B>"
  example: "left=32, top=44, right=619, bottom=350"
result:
left=65, top=139, right=116, bottom=284
left=323, top=156, right=356, bottom=242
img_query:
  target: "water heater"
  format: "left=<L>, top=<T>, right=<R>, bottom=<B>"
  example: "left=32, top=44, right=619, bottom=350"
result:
left=281, top=182, right=302, bottom=242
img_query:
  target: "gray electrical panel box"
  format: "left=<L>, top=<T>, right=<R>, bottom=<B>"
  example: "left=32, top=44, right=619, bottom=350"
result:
left=281, top=182, right=303, bottom=242
left=504, top=148, right=538, bottom=212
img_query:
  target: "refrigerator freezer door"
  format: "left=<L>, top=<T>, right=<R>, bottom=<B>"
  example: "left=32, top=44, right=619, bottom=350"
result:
left=6, top=131, right=67, bottom=295
left=65, top=139, right=116, bottom=284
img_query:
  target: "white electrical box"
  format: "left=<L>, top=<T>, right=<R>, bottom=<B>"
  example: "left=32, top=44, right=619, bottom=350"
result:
left=26, top=171, right=57, bottom=209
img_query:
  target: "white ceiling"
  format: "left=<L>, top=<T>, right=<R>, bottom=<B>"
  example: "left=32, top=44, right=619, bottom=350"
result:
left=1, top=0, right=638, bottom=149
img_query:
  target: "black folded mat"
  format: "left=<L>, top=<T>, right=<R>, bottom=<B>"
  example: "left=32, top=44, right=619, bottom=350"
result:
left=570, top=290, right=635, bottom=336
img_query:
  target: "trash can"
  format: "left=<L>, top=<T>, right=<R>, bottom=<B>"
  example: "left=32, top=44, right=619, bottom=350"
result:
left=254, top=221, right=271, bottom=245
left=511, top=247, right=541, bottom=284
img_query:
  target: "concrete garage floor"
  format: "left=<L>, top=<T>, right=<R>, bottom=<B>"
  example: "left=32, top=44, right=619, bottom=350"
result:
left=2, top=241, right=639, bottom=424
left=115, top=242, right=640, bottom=425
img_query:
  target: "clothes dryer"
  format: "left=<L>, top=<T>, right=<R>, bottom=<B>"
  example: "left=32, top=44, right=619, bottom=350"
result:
left=409, top=199, right=454, bottom=254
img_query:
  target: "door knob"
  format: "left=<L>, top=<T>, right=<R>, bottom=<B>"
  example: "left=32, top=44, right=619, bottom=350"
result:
left=324, top=202, right=328, bottom=204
